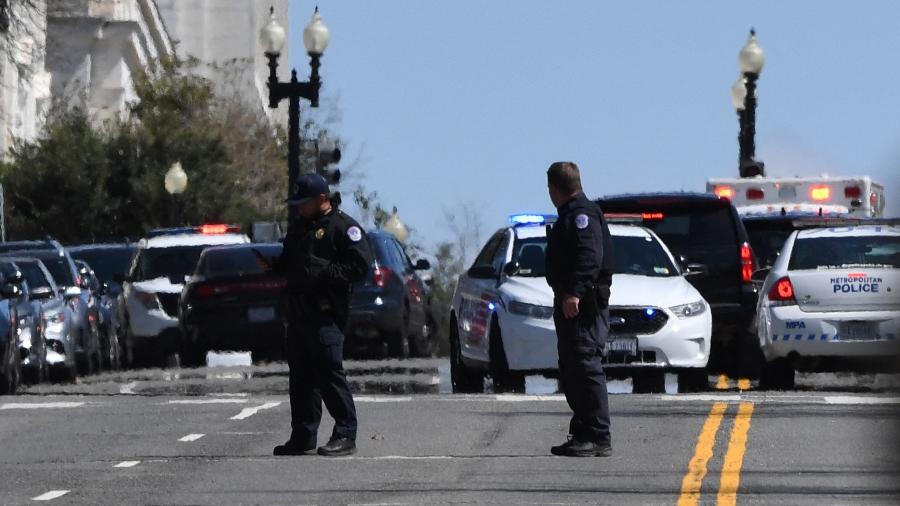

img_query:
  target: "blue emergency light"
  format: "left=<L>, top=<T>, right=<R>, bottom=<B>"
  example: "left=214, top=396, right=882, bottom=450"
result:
left=509, top=214, right=556, bottom=226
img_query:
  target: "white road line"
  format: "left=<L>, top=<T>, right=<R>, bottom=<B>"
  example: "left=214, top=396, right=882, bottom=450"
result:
left=167, top=399, right=249, bottom=404
left=179, top=433, right=205, bottom=442
left=1, top=402, right=85, bottom=410
left=210, top=393, right=250, bottom=397
left=32, top=490, right=69, bottom=501
left=494, top=394, right=565, bottom=402
left=355, top=396, right=413, bottom=403
left=114, top=461, right=141, bottom=468
left=119, top=381, right=138, bottom=395
left=823, top=396, right=900, bottom=405
left=657, top=395, right=744, bottom=402
left=230, top=402, right=281, bottom=420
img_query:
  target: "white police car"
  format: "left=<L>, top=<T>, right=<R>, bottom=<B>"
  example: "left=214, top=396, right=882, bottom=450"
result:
left=756, top=222, right=900, bottom=389
left=118, top=225, right=250, bottom=367
left=449, top=214, right=711, bottom=394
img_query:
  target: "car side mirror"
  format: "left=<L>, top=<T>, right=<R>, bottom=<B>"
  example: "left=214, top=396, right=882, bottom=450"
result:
left=503, top=262, right=520, bottom=277
left=684, top=263, right=708, bottom=278
left=1, top=283, right=20, bottom=298
left=414, top=259, right=431, bottom=271
left=751, top=267, right=771, bottom=283
left=467, top=265, right=499, bottom=279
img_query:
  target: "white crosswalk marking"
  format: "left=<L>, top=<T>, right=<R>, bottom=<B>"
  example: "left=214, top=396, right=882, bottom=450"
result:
left=32, top=490, right=69, bottom=501
left=178, top=433, right=205, bottom=442
left=230, top=402, right=281, bottom=420
left=1, top=402, right=85, bottom=410
left=114, top=461, right=141, bottom=468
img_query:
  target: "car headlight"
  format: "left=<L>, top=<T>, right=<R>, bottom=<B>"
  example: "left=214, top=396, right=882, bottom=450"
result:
left=135, top=291, right=161, bottom=310
left=508, top=300, right=554, bottom=320
left=669, top=300, right=707, bottom=319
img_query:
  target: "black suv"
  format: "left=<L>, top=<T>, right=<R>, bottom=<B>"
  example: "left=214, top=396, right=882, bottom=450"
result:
left=596, top=193, right=761, bottom=376
left=345, top=230, right=436, bottom=358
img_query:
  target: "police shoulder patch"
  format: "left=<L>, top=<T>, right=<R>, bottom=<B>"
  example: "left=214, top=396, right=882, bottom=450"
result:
left=575, top=214, right=590, bottom=229
left=347, top=226, right=363, bottom=242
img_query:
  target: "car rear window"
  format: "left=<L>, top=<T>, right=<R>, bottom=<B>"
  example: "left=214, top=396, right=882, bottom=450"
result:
left=71, top=248, right=135, bottom=283
left=745, top=220, right=796, bottom=268
left=18, top=262, right=53, bottom=291
left=202, top=246, right=282, bottom=278
left=31, top=254, right=76, bottom=286
left=789, top=236, right=900, bottom=270
left=642, top=208, right=737, bottom=259
left=138, top=246, right=207, bottom=281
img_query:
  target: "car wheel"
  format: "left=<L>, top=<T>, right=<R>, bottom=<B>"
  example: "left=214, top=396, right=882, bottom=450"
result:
left=449, top=316, right=484, bottom=394
left=411, top=313, right=438, bottom=358
left=489, top=318, right=525, bottom=394
left=632, top=370, right=666, bottom=394
left=181, top=329, right=207, bottom=368
left=388, top=308, right=411, bottom=359
left=0, top=344, right=22, bottom=395
left=677, top=369, right=709, bottom=393
left=759, top=358, right=794, bottom=391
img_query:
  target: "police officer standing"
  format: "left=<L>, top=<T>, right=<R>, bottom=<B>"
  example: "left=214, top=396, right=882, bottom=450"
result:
left=544, top=162, right=614, bottom=457
left=268, top=173, right=372, bottom=457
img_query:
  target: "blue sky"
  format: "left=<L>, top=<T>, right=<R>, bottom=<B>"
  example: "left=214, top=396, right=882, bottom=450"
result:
left=289, top=1, right=900, bottom=252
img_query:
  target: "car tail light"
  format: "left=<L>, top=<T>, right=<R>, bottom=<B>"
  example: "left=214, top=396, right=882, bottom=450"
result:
left=714, top=186, right=734, bottom=199
left=193, top=279, right=286, bottom=297
left=746, top=188, right=764, bottom=200
left=844, top=186, right=861, bottom=199
left=373, top=266, right=393, bottom=288
left=768, top=276, right=796, bottom=305
left=809, top=185, right=831, bottom=202
left=740, top=242, right=755, bottom=284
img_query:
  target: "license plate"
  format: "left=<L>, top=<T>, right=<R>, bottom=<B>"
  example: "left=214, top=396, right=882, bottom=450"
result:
left=842, top=321, right=876, bottom=341
left=607, top=335, right=638, bottom=355
left=248, top=307, right=276, bottom=323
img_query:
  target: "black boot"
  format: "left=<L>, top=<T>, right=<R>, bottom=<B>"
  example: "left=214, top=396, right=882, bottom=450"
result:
left=273, top=440, right=316, bottom=456
left=317, top=437, right=357, bottom=457
left=551, top=438, right=612, bottom=457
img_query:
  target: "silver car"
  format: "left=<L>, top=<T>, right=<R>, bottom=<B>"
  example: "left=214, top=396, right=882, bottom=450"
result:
left=755, top=222, right=900, bottom=389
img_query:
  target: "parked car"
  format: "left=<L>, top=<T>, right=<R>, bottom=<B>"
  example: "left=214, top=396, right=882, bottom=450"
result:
left=116, top=225, right=250, bottom=367
left=0, top=260, right=47, bottom=383
left=596, top=193, right=761, bottom=377
left=0, top=240, right=101, bottom=375
left=0, top=277, right=22, bottom=394
left=179, top=243, right=286, bottom=366
left=70, top=244, right=136, bottom=370
left=756, top=223, right=900, bottom=389
left=345, top=230, right=434, bottom=358
left=8, top=257, right=76, bottom=382
left=449, top=214, right=711, bottom=394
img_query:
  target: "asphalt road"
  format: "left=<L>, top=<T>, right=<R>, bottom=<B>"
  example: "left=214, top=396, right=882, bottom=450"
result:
left=2, top=360, right=900, bottom=505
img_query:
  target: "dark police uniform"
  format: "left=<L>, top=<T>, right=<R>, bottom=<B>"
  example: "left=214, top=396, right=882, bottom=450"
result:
left=545, top=191, right=614, bottom=447
left=272, top=176, right=372, bottom=455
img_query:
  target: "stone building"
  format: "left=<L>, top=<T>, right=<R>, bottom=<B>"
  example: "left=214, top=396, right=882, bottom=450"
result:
left=0, top=0, right=290, bottom=160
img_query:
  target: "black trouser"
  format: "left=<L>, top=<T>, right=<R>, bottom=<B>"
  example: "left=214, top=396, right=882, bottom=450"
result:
left=286, top=314, right=357, bottom=446
left=554, top=305, right=611, bottom=444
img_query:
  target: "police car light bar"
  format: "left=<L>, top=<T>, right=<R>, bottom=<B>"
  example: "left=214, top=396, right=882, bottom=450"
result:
left=509, top=214, right=556, bottom=226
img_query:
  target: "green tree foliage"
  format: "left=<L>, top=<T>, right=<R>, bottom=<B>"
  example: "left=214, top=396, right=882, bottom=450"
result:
left=0, top=57, right=291, bottom=242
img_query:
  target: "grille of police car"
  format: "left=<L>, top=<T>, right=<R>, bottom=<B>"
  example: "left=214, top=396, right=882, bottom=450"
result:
left=609, top=307, right=668, bottom=335
left=157, top=293, right=180, bottom=318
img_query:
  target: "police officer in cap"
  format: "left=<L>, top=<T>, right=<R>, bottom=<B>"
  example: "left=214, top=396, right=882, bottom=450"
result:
left=544, top=161, right=614, bottom=457
left=268, top=173, right=372, bottom=457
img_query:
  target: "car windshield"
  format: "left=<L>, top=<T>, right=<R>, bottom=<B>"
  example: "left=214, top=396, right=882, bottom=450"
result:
left=138, top=246, right=207, bottom=281
left=30, top=253, right=76, bottom=287
left=201, top=245, right=282, bottom=278
left=612, top=235, right=678, bottom=277
left=71, top=247, right=135, bottom=283
left=18, top=262, right=53, bottom=292
left=510, top=234, right=677, bottom=278
left=789, top=236, right=900, bottom=270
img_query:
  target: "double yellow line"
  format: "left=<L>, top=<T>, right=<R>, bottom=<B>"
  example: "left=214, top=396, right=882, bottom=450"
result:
left=677, top=401, right=755, bottom=506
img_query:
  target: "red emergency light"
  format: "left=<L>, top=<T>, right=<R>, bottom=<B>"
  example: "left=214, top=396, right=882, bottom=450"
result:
left=200, top=224, right=230, bottom=235
left=844, top=186, right=861, bottom=199
left=714, top=186, right=734, bottom=199
left=746, top=188, right=765, bottom=200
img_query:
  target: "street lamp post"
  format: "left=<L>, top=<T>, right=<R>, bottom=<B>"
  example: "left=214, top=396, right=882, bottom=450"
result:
left=730, top=29, right=766, bottom=178
left=164, top=161, right=188, bottom=225
left=259, top=6, right=330, bottom=219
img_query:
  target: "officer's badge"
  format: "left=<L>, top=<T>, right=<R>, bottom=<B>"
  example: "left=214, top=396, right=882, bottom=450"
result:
left=315, top=228, right=325, bottom=239
left=575, top=214, right=590, bottom=229
left=347, top=226, right=363, bottom=242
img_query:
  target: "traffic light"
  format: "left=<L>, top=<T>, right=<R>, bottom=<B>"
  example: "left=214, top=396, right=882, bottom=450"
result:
left=315, top=138, right=341, bottom=185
